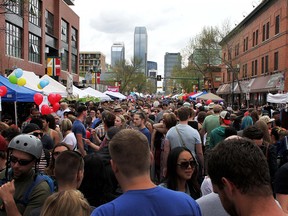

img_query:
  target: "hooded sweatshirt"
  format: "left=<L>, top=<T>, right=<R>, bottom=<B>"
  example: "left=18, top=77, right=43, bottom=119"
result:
left=209, top=126, right=227, bottom=149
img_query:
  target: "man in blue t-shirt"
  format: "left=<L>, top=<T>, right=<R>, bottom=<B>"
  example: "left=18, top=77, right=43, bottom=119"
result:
left=133, top=112, right=151, bottom=145
left=72, top=105, right=87, bottom=157
left=91, top=129, right=201, bottom=216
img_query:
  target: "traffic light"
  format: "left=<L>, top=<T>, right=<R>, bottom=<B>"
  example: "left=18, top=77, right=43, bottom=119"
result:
left=156, top=75, right=162, bottom=81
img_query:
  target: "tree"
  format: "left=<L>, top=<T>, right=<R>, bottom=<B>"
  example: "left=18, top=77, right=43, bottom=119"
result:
left=111, top=58, right=153, bottom=94
left=182, top=26, right=222, bottom=93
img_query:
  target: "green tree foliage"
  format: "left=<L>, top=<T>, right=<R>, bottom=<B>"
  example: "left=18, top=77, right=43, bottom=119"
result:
left=111, top=58, right=155, bottom=94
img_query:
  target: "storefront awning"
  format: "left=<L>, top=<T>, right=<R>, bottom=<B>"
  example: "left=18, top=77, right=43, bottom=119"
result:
left=216, top=83, right=231, bottom=95
left=233, top=79, right=255, bottom=94
left=250, top=73, right=284, bottom=93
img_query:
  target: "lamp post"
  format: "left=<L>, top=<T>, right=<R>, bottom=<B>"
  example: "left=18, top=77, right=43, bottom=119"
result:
left=227, top=64, right=240, bottom=107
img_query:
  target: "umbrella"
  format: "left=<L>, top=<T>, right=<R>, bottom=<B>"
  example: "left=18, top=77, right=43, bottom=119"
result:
left=197, top=92, right=224, bottom=101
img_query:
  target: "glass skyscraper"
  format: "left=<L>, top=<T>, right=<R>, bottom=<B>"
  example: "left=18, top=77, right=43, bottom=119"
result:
left=164, top=52, right=182, bottom=92
left=111, top=42, right=125, bottom=67
left=134, top=27, right=148, bottom=75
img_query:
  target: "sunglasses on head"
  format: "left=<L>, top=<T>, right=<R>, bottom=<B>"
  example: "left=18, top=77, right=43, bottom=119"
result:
left=10, top=155, right=34, bottom=166
left=177, top=160, right=197, bottom=169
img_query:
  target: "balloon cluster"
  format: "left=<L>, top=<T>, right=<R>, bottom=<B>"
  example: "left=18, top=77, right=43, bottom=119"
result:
left=0, top=86, right=8, bottom=97
left=33, top=93, right=62, bottom=115
left=38, top=79, right=49, bottom=89
left=8, top=68, right=26, bottom=86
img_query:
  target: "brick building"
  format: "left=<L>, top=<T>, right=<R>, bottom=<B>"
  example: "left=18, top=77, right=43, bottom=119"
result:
left=0, top=0, right=79, bottom=84
left=217, top=0, right=287, bottom=106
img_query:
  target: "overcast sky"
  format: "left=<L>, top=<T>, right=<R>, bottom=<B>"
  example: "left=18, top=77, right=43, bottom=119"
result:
left=72, top=0, right=260, bottom=75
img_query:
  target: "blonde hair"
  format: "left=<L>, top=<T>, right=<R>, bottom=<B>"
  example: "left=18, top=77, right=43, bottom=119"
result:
left=40, top=190, right=91, bottom=216
left=60, top=118, right=72, bottom=133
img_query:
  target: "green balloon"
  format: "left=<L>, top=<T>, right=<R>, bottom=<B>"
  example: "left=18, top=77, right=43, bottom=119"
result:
left=9, top=75, right=18, bottom=84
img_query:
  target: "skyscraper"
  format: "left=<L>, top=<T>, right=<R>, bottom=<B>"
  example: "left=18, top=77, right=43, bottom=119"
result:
left=134, top=27, right=148, bottom=75
left=164, top=52, right=182, bottom=93
left=111, top=42, right=125, bottom=67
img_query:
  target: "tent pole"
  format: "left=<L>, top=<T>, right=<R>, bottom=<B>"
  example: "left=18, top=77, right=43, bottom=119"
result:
left=14, top=101, right=18, bottom=127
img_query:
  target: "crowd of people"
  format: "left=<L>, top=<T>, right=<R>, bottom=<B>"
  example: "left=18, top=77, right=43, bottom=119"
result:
left=0, top=97, right=287, bottom=215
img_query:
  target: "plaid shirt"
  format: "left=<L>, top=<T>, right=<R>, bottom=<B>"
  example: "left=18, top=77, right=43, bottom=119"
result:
left=95, top=124, right=105, bottom=139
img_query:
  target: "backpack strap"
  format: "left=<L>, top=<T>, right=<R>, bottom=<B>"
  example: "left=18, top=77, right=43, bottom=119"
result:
left=17, top=174, right=54, bottom=206
left=175, top=125, right=186, bottom=147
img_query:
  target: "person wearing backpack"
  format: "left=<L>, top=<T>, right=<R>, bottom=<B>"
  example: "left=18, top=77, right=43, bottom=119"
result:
left=0, top=134, right=53, bottom=216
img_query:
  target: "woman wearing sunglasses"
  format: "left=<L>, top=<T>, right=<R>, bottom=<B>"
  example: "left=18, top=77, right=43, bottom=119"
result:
left=159, top=146, right=201, bottom=199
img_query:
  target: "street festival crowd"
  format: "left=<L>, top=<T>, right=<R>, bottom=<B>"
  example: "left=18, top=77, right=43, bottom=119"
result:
left=0, top=96, right=288, bottom=215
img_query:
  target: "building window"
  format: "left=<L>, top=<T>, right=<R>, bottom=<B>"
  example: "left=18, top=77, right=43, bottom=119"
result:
left=252, top=60, right=258, bottom=76
left=6, top=0, right=22, bottom=16
left=29, top=33, right=40, bottom=63
left=263, top=22, right=270, bottom=41
left=275, top=15, right=280, bottom=35
left=265, top=55, right=269, bottom=73
left=255, top=60, right=258, bottom=76
left=266, top=22, right=270, bottom=40
left=71, top=27, right=77, bottom=48
left=261, top=57, right=265, bottom=74
left=228, top=49, right=232, bottom=61
left=6, top=22, right=22, bottom=58
left=234, top=43, right=239, bottom=56
left=243, top=37, right=248, bottom=52
left=29, top=0, right=41, bottom=26
left=274, top=52, right=279, bottom=71
left=252, top=30, right=259, bottom=47
left=61, top=19, right=68, bottom=43
left=242, top=64, right=248, bottom=78
left=61, top=50, right=68, bottom=71
left=262, top=24, right=266, bottom=42
left=45, top=10, right=54, bottom=35
left=71, top=54, right=77, bottom=74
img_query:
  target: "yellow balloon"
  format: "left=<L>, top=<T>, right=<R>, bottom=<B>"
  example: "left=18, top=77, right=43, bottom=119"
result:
left=37, top=83, right=43, bottom=89
left=17, top=78, right=26, bottom=86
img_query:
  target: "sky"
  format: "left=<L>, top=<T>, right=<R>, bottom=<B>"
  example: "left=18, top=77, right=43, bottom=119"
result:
left=72, top=0, right=261, bottom=75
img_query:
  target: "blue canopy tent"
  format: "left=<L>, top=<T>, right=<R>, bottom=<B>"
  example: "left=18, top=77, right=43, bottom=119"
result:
left=0, top=75, right=39, bottom=125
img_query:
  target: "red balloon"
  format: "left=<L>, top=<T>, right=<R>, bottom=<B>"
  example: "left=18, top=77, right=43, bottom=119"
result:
left=41, top=104, right=51, bottom=115
left=48, top=93, right=57, bottom=105
left=52, top=102, right=60, bottom=112
left=206, top=99, right=212, bottom=105
left=86, top=130, right=91, bottom=139
left=0, top=86, right=7, bottom=97
left=34, top=93, right=43, bottom=106
left=55, top=94, right=62, bottom=103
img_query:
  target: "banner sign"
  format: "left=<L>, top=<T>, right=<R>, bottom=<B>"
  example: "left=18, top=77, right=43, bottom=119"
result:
left=107, top=86, right=119, bottom=92
left=47, top=58, right=61, bottom=76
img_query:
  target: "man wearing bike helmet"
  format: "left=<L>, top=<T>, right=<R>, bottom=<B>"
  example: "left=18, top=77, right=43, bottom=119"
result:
left=0, top=134, right=52, bottom=216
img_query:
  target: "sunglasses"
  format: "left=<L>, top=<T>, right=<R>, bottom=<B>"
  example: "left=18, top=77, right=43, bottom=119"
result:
left=10, top=155, right=34, bottom=166
left=32, top=132, right=43, bottom=137
left=177, top=160, right=197, bottom=169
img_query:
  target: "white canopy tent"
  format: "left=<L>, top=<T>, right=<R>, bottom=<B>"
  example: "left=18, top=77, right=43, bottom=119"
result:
left=267, top=93, right=288, bottom=104
left=20, top=71, right=70, bottom=97
left=73, top=85, right=89, bottom=98
left=21, top=71, right=42, bottom=92
left=83, top=87, right=112, bottom=101
left=39, top=75, right=69, bottom=97
left=103, top=91, right=127, bottom=100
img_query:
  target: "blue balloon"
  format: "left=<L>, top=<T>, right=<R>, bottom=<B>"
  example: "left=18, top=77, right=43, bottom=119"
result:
left=14, top=68, right=23, bottom=78
left=40, top=79, right=49, bottom=88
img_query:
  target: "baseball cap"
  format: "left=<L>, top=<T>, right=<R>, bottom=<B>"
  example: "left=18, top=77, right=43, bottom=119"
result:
left=0, top=135, right=7, bottom=151
left=22, top=123, right=41, bottom=134
left=208, top=102, right=215, bottom=109
left=220, top=111, right=231, bottom=125
left=183, top=102, right=191, bottom=107
left=195, top=103, right=202, bottom=108
left=259, top=116, right=275, bottom=124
